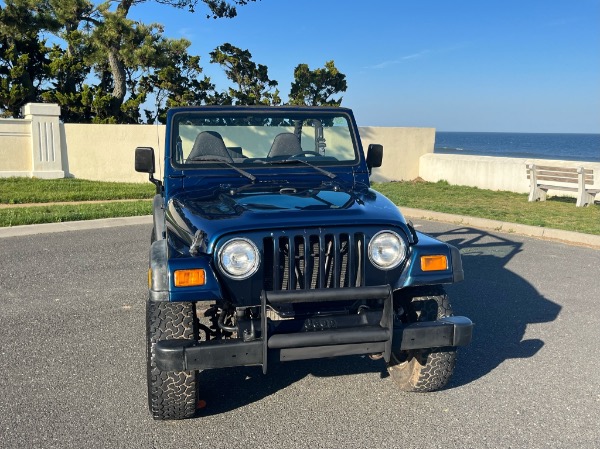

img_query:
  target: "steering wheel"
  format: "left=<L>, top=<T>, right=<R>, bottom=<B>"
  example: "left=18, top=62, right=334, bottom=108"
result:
left=290, top=151, right=322, bottom=158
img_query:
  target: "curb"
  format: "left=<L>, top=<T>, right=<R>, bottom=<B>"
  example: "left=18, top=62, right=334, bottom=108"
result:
left=401, top=207, right=600, bottom=250
left=0, top=198, right=150, bottom=209
left=0, top=210, right=598, bottom=250
left=0, top=215, right=152, bottom=238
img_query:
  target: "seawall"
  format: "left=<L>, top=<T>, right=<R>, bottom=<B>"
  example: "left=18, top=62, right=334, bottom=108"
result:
left=1, top=103, right=599, bottom=199
left=418, top=153, right=600, bottom=195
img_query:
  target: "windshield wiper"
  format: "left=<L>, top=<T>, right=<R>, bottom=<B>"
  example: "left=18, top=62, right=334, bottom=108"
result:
left=222, top=179, right=292, bottom=196
left=268, top=158, right=336, bottom=179
left=188, top=157, right=256, bottom=182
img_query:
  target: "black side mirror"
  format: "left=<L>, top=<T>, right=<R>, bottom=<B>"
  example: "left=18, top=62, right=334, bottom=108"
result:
left=366, top=144, right=383, bottom=174
left=135, top=147, right=162, bottom=193
left=135, top=147, right=155, bottom=173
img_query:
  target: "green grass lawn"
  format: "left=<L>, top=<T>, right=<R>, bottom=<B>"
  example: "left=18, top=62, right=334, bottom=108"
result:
left=1, top=177, right=598, bottom=235
left=0, top=177, right=154, bottom=204
left=372, top=180, right=600, bottom=235
left=0, top=201, right=152, bottom=227
left=0, top=177, right=155, bottom=226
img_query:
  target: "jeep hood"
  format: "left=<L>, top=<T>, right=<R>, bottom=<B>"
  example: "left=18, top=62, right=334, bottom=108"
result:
left=165, top=184, right=409, bottom=251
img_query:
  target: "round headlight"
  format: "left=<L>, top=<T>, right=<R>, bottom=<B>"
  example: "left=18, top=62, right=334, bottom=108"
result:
left=218, top=238, right=260, bottom=279
left=368, top=231, right=406, bottom=270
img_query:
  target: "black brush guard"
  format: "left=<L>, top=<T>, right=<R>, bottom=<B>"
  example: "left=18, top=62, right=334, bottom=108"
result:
left=154, top=285, right=473, bottom=373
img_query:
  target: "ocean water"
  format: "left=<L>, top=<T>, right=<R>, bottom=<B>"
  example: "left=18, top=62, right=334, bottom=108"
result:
left=435, top=132, right=600, bottom=162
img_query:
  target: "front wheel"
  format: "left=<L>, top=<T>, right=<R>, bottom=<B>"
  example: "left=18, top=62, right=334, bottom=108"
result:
left=146, top=301, right=199, bottom=420
left=387, top=285, right=457, bottom=392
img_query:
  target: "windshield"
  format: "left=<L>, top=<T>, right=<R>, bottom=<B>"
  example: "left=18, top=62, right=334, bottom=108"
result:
left=170, top=109, right=358, bottom=168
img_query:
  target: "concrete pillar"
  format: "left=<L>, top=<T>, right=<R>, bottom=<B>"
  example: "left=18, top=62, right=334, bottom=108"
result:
left=22, top=103, right=64, bottom=178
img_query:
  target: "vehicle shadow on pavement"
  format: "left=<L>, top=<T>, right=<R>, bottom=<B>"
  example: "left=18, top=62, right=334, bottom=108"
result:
left=195, top=225, right=562, bottom=416
left=195, top=355, right=383, bottom=417
left=427, top=226, right=562, bottom=389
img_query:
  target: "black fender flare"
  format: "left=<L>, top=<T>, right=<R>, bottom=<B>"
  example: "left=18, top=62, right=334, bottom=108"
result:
left=152, top=194, right=166, bottom=240
left=149, top=239, right=169, bottom=301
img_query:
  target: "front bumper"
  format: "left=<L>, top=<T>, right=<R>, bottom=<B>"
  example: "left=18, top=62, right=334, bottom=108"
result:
left=154, top=286, right=473, bottom=373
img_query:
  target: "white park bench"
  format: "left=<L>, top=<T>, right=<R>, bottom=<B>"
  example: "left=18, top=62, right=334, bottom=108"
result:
left=527, top=164, right=599, bottom=207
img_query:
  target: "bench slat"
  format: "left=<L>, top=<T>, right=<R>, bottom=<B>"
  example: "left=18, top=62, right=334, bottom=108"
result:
left=527, top=175, right=594, bottom=184
left=537, top=174, right=579, bottom=182
left=533, top=165, right=578, bottom=173
left=532, top=166, right=593, bottom=175
left=527, top=169, right=594, bottom=179
left=536, top=170, right=579, bottom=178
left=537, top=184, right=579, bottom=192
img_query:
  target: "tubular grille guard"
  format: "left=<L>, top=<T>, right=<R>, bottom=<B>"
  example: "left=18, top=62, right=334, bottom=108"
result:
left=260, top=285, right=393, bottom=374
left=263, top=232, right=366, bottom=291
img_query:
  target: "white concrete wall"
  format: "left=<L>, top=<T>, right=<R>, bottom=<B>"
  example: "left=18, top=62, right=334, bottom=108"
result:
left=62, top=123, right=166, bottom=182
left=361, top=127, right=436, bottom=182
left=0, top=118, right=32, bottom=175
left=23, top=103, right=64, bottom=178
left=0, top=104, right=64, bottom=178
left=0, top=108, right=434, bottom=183
left=419, top=153, right=600, bottom=197
left=60, top=124, right=431, bottom=183
left=2, top=104, right=598, bottom=198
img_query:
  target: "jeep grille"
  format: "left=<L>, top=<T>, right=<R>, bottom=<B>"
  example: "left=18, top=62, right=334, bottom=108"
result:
left=263, top=232, right=366, bottom=291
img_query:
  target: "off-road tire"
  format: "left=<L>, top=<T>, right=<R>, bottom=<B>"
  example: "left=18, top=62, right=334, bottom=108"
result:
left=147, top=301, right=199, bottom=420
left=387, top=285, right=457, bottom=392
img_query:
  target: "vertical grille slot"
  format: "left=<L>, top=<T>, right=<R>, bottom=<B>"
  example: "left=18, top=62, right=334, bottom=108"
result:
left=355, top=232, right=365, bottom=287
left=264, top=231, right=365, bottom=291
left=295, top=236, right=305, bottom=290
left=339, top=234, right=349, bottom=288
left=263, top=238, right=274, bottom=291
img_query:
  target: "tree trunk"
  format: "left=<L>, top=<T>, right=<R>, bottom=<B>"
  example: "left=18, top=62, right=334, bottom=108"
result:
left=107, top=46, right=127, bottom=115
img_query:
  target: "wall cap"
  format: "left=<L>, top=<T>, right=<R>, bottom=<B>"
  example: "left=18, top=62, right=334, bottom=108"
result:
left=21, top=103, right=61, bottom=118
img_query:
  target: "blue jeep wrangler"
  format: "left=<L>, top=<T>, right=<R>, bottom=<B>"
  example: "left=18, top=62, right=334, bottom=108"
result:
left=135, top=106, right=473, bottom=420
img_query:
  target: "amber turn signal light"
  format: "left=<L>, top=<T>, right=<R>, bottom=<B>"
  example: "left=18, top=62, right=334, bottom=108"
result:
left=420, top=255, right=448, bottom=271
left=174, top=269, right=206, bottom=287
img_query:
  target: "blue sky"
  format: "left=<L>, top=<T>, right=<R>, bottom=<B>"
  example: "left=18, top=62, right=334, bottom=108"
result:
left=80, top=1, right=599, bottom=132
left=127, top=0, right=600, bottom=133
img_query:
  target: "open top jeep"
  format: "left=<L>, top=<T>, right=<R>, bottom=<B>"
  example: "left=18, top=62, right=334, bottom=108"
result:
left=135, top=106, right=473, bottom=420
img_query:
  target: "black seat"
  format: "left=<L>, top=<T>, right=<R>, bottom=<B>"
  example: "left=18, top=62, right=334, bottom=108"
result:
left=188, top=131, right=233, bottom=162
left=267, top=133, right=302, bottom=158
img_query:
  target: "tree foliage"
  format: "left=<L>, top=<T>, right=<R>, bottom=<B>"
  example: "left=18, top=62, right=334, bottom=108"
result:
left=0, top=0, right=347, bottom=123
left=210, top=43, right=280, bottom=106
left=0, top=0, right=52, bottom=117
left=289, top=60, right=347, bottom=107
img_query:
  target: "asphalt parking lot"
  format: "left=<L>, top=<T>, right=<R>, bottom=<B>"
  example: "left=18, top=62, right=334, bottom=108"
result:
left=0, top=220, right=599, bottom=449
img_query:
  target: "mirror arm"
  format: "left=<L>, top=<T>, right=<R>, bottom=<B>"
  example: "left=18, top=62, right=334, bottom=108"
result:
left=149, top=174, right=162, bottom=194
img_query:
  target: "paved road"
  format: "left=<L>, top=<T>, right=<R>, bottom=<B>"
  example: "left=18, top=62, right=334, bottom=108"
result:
left=0, top=221, right=599, bottom=449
